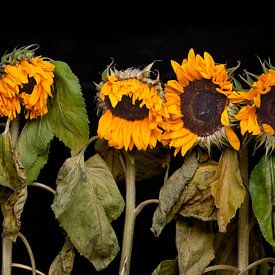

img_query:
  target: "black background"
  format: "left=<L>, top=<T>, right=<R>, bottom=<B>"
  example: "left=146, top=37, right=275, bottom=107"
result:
left=1, top=12, right=275, bottom=275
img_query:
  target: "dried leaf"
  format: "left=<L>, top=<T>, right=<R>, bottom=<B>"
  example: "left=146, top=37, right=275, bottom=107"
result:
left=211, top=149, right=246, bottom=232
left=49, top=237, right=75, bottom=275
left=151, top=259, right=178, bottom=275
left=0, top=127, right=25, bottom=190
left=95, top=139, right=168, bottom=182
left=178, top=161, right=218, bottom=221
left=51, top=151, right=123, bottom=271
left=151, top=153, right=198, bottom=236
left=176, top=218, right=215, bottom=275
left=0, top=186, right=27, bottom=240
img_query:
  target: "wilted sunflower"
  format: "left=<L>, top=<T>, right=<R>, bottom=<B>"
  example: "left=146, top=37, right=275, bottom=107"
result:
left=96, top=63, right=169, bottom=151
left=0, top=45, right=55, bottom=120
left=162, top=48, right=240, bottom=156
left=234, top=62, right=275, bottom=154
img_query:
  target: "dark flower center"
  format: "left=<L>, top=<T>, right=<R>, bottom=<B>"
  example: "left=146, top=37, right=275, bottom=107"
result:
left=105, top=95, right=149, bottom=121
left=19, top=77, right=36, bottom=94
left=257, top=87, right=275, bottom=129
left=180, top=79, right=227, bottom=136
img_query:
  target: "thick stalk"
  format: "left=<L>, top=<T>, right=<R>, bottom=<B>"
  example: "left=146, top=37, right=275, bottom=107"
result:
left=119, top=153, right=136, bottom=275
left=1, top=237, right=13, bottom=275
left=238, top=146, right=249, bottom=274
left=1, top=118, right=20, bottom=275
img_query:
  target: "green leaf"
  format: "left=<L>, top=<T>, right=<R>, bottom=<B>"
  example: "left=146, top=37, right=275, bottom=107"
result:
left=249, top=153, right=275, bottom=246
left=176, top=218, right=215, bottom=275
left=49, top=61, right=89, bottom=156
left=211, top=149, right=246, bottom=232
left=48, top=237, right=75, bottom=275
left=16, top=116, right=54, bottom=184
left=151, top=259, right=178, bottom=275
left=52, top=151, right=121, bottom=271
left=151, top=153, right=198, bottom=237
left=0, top=127, right=25, bottom=190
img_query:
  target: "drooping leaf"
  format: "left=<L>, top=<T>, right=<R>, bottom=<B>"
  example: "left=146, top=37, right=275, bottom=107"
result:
left=52, top=151, right=122, bottom=271
left=49, top=61, right=89, bottom=156
left=213, top=220, right=238, bottom=275
left=0, top=126, right=25, bottom=190
left=0, top=186, right=27, bottom=240
left=16, top=116, right=54, bottom=184
left=135, top=147, right=168, bottom=181
left=151, top=259, right=178, bottom=275
left=95, top=139, right=125, bottom=182
left=85, top=154, right=125, bottom=222
left=151, top=153, right=198, bottom=236
left=95, top=139, right=168, bottom=182
left=176, top=218, right=215, bottom=275
left=249, top=153, right=275, bottom=246
left=49, top=237, right=75, bottom=275
left=211, top=149, right=246, bottom=232
left=177, top=161, right=218, bottom=221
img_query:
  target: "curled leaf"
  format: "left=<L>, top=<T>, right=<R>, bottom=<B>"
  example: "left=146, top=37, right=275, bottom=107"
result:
left=178, top=161, right=218, bottom=221
left=49, top=237, right=75, bottom=275
left=176, top=218, right=215, bottom=275
left=151, top=259, right=178, bottom=275
left=211, top=149, right=246, bottom=232
left=151, top=153, right=198, bottom=236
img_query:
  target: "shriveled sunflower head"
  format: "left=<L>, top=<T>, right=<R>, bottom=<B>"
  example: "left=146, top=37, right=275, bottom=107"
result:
left=96, top=62, right=169, bottom=151
left=233, top=60, right=275, bottom=155
left=0, top=45, right=55, bottom=120
left=162, top=48, right=240, bottom=156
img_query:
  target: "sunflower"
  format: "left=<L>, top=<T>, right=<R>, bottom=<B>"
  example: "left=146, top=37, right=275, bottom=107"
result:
left=162, top=48, right=240, bottom=156
left=0, top=45, right=55, bottom=120
left=234, top=65, right=275, bottom=154
left=96, top=63, right=169, bottom=151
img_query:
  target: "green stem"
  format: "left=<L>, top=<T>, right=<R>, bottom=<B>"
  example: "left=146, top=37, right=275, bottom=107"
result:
left=1, top=118, right=20, bottom=275
left=238, top=147, right=249, bottom=274
left=119, top=153, right=136, bottom=275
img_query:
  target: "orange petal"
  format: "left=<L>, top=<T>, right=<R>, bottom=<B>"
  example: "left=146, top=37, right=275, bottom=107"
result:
left=262, top=123, right=274, bottom=135
left=180, top=134, right=198, bottom=157
left=221, top=108, right=229, bottom=126
left=224, top=126, right=240, bottom=150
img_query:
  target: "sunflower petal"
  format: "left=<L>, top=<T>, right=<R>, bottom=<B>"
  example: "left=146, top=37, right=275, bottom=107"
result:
left=221, top=108, right=229, bottom=126
left=262, top=123, right=274, bottom=135
left=97, top=110, right=113, bottom=138
left=180, top=134, right=198, bottom=157
left=225, top=126, right=240, bottom=150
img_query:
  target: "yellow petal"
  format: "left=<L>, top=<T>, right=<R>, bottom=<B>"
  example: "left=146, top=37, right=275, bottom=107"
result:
left=224, top=126, right=240, bottom=150
left=97, top=110, right=113, bottom=138
left=180, top=134, right=198, bottom=157
left=247, top=113, right=260, bottom=135
left=171, top=60, right=189, bottom=86
left=240, top=120, right=248, bottom=136
left=221, top=108, right=229, bottom=126
left=262, top=123, right=274, bottom=135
